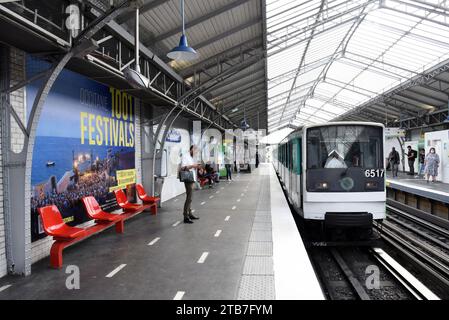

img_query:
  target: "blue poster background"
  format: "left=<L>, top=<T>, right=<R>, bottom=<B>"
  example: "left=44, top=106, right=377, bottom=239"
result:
left=26, top=56, right=136, bottom=241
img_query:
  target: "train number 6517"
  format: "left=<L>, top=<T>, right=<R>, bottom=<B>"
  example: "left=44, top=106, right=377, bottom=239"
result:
left=364, top=169, right=384, bottom=178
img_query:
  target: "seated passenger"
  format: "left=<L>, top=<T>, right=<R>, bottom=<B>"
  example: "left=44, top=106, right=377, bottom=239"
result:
left=205, top=163, right=219, bottom=183
left=324, top=150, right=347, bottom=169
left=198, top=166, right=214, bottom=188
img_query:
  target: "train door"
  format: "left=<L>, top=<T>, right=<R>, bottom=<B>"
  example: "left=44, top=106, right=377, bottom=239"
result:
left=290, top=139, right=297, bottom=206
left=283, top=143, right=288, bottom=185
left=297, top=138, right=303, bottom=208
left=288, top=140, right=293, bottom=197
left=281, top=144, right=285, bottom=181
left=286, top=142, right=290, bottom=190
left=291, top=138, right=301, bottom=208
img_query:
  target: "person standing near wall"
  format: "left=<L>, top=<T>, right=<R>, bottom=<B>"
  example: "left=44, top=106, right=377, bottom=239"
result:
left=424, top=147, right=440, bottom=183
left=388, top=147, right=400, bottom=178
left=180, top=145, right=200, bottom=224
left=407, top=145, right=417, bottom=176
left=255, top=151, right=260, bottom=168
left=224, top=153, right=232, bottom=181
left=418, top=148, right=426, bottom=178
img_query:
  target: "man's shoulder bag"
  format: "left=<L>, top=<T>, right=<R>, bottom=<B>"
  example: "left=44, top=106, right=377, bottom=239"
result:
left=179, top=168, right=195, bottom=183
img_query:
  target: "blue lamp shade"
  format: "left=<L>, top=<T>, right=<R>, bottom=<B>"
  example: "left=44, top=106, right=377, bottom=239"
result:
left=167, top=34, right=198, bottom=61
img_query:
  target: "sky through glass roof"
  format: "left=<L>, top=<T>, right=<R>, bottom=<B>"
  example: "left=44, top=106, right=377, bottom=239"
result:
left=266, top=0, right=449, bottom=133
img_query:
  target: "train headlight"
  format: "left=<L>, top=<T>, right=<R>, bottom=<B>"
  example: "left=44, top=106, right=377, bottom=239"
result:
left=316, top=182, right=329, bottom=190
left=366, top=181, right=378, bottom=189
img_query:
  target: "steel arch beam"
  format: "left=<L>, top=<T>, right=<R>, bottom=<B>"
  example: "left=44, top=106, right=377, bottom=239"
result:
left=1, top=1, right=132, bottom=276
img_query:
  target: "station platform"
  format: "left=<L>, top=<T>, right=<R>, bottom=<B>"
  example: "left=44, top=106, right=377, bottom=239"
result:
left=386, top=172, right=449, bottom=204
left=0, top=164, right=323, bottom=300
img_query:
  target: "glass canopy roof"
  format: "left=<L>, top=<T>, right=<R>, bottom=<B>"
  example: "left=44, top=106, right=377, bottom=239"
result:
left=266, top=0, right=449, bottom=133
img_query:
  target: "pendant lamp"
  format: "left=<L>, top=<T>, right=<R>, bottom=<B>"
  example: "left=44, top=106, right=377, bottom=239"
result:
left=167, top=0, right=198, bottom=61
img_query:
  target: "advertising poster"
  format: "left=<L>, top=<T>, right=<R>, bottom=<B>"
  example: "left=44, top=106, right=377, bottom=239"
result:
left=27, top=56, right=136, bottom=241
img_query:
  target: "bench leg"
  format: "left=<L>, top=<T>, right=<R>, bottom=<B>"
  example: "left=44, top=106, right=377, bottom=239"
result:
left=150, top=204, right=157, bottom=215
left=50, top=242, right=64, bottom=269
left=115, top=220, right=124, bottom=233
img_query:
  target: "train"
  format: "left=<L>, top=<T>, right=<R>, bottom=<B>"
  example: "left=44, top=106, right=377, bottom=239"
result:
left=272, top=122, right=386, bottom=238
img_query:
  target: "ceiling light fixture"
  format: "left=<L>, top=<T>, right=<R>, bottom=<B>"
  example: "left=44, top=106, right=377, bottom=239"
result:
left=167, top=0, right=198, bottom=61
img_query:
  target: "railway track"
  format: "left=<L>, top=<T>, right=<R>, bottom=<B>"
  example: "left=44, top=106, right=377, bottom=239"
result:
left=310, top=246, right=439, bottom=300
left=275, top=167, right=443, bottom=300
left=374, top=199, right=449, bottom=297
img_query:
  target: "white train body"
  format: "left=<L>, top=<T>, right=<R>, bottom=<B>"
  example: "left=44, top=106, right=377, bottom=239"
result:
left=272, top=122, right=386, bottom=228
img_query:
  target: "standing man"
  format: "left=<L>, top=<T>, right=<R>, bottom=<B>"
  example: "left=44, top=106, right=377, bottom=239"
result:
left=181, top=145, right=200, bottom=224
left=388, top=147, right=400, bottom=178
left=255, top=151, right=260, bottom=168
left=407, top=145, right=417, bottom=176
left=418, top=148, right=426, bottom=178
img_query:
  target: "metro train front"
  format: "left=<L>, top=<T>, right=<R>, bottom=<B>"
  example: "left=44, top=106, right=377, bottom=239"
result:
left=273, top=122, right=386, bottom=231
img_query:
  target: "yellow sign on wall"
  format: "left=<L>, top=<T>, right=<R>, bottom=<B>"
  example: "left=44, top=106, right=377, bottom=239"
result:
left=109, top=169, right=136, bottom=192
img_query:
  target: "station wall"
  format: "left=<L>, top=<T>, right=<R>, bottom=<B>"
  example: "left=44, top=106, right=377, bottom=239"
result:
left=0, top=97, right=5, bottom=278
left=26, top=63, right=144, bottom=265
left=0, top=47, right=28, bottom=277
left=425, top=130, right=449, bottom=183
left=0, top=45, right=219, bottom=277
left=0, top=45, right=145, bottom=270
left=158, top=118, right=191, bottom=202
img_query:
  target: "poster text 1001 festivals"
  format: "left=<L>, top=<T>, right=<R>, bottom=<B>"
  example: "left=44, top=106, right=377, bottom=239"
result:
left=80, top=88, right=135, bottom=147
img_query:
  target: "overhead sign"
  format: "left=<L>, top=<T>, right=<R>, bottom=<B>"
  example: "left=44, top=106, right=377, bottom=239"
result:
left=385, top=127, right=406, bottom=138
left=166, top=129, right=182, bottom=143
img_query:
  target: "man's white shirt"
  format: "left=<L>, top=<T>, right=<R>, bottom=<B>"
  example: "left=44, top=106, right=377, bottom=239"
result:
left=181, top=152, right=197, bottom=181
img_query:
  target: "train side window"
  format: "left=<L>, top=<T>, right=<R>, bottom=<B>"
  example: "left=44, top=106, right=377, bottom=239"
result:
left=281, top=144, right=284, bottom=165
left=291, top=142, right=294, bottom=170
left=288, top=142, right=292, bottom=170
left=284, top=144, right=287, bottom=166
left=279, top=145, right=281, bottom=163
left=281, top=144, right=283, bottom=165
left=298, top=138, right=302, bottom=174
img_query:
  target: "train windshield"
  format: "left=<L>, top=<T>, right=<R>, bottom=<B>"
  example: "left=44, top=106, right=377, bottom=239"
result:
left=307, top=125, right=383, bottom=170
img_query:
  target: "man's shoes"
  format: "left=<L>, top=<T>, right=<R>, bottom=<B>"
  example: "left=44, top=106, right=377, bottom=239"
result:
left=189, top=214, right=199, bottom=220
left=183, top=218, right=194, bottom=224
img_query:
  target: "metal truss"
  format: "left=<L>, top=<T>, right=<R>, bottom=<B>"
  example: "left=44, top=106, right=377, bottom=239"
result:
left=211, top=78, right=266, bottom=103
left=390, top=109, right=449, bottom=130
left=219, top=90, right=267, bottom=111
left=268, top=53, right=340, bottom=90
left=85, top=3, right=238, bottom=131
left=381, top=0, right=449, bottom=28
left=178, top=49, right=265, bottom=104
left=286, top=9, right=367, bottom=126
left=320, top=0, right=449, bottom=123
left=267, top=0, right=379, bottom=56
left=268, top=79, right=316, bottom=105
left=181, top=36, right=262, bottom=76
left=115, top=0, right=169, bottom=24
left=269, top=5, right=365, bottom=128
left=337, top=58, right=449, bottom=120
left=187, top=48, right=264, bottom=91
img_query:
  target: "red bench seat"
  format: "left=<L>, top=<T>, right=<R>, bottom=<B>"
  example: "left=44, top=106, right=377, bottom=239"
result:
left=38, top=205, right=87, bottom=241
left=38, top=191, right=156, bottom=269
left=136, top=183, right=159, bottom=215
left=82, top=196, right=126, bottom=233
left=114, top=189, right=154, bottom=213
